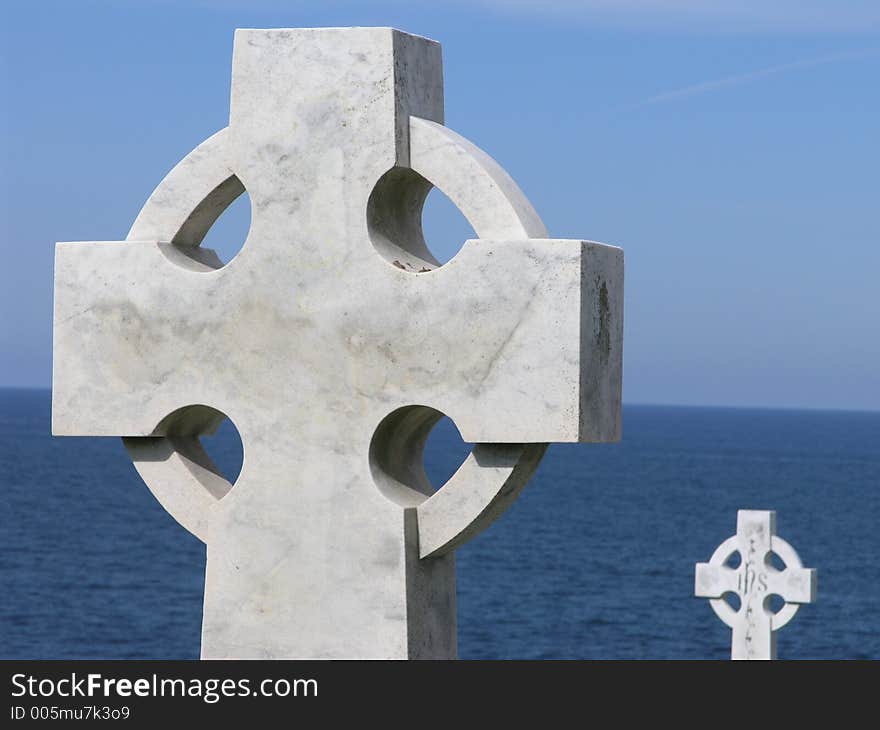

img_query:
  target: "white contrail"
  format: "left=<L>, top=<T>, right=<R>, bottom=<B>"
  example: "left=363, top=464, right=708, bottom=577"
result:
left=631, top=48, right=880, bottom=109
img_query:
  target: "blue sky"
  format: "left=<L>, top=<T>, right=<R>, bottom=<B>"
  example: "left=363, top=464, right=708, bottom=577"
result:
left=2, top=1, right=878, bottom=410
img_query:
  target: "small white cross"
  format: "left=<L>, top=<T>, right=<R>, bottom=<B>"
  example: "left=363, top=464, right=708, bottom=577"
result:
left=695, top=510, right=816, bottom=660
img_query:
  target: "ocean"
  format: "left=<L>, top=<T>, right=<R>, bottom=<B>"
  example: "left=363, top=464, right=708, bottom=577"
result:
left=1, top=388, right=878, bottom=659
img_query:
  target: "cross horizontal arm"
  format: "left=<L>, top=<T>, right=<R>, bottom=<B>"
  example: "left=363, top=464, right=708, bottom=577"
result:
left=695, top=562, right=740, bottom=599
left=52, top=241, right=238, bottom=437
left=765, top=567, right=817, bottom=604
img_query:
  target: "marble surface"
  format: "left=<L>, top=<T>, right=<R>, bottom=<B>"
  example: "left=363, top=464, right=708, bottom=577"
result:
left=695, top=510, right=817, bottom=659
left=52, top=27, right=624, bottom=658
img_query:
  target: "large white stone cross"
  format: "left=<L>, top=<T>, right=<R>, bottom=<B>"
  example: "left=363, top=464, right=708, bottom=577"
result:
left=695, top=510, right=817, bottom=660
left=52, top=27, right=623, bottom=658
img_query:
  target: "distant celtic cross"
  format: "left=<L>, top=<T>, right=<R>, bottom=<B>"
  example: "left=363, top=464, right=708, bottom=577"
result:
left=695, top=510, right=816, bottom=660
left=52, top=28, right=624, bottom=658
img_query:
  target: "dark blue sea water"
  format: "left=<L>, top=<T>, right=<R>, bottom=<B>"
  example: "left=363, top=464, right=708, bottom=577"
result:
left=1, top=388, right=878, bottom=659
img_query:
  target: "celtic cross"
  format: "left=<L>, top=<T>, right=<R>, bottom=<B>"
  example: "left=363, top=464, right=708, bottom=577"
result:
left=695, top=510, right=817, bottom=659
left=52, top=27, right=623, bottom=658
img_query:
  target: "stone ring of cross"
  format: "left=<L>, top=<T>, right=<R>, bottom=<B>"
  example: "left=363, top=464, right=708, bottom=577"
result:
left=53, top=28, right=624, bottom=658
left=703, top=532, right=808, bottom=631
left=120, top=117, right=561, bottom=560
